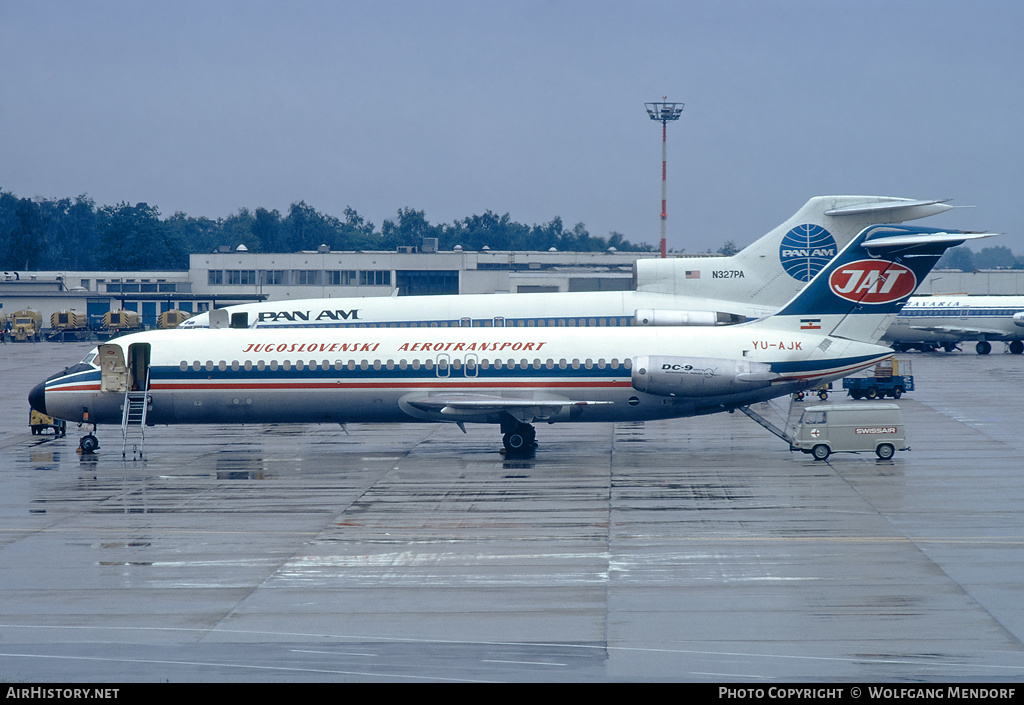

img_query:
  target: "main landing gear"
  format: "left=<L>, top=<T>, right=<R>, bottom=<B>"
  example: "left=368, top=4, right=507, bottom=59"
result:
left=500, top=416, right=537, bottom=456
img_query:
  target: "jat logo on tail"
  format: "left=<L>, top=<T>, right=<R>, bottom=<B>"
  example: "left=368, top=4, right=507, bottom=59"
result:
left=780, top=225, right=837, bottom=281
left=828, top=260, right=917, bottom=304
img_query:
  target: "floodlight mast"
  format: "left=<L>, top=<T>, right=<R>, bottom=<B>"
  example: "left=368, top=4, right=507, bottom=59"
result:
left=645, top=99, right=684, bottom=258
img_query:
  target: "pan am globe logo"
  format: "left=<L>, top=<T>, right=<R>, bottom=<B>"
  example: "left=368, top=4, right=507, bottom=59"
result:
left=780, top=224, right=837, bottom=281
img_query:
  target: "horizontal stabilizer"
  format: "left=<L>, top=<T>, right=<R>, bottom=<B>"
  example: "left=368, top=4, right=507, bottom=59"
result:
left=864, top=231, right=994, bottom=252
left=824, top=198, right=952, bottom=217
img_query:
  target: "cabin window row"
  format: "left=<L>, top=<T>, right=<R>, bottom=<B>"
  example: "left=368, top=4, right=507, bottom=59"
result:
left=903, top=308, right=1021, bottom=317
left=256, top=317, right=635, bottom=328
left=207, top=270, right=393, bottom=287
left=179, top=357, right=633, bottom=372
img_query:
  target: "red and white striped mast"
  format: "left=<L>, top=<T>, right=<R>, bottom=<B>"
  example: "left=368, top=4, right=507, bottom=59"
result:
left=645, top=99, right=684, bottom=258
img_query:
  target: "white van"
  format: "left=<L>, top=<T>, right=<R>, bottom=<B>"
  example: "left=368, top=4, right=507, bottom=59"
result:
left=791, top=403, right=907, bottom=461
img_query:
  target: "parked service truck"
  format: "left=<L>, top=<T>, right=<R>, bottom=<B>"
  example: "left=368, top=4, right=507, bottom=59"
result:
left=158, top=309, right=191, bottom=329
left=790, top=403, right=908, bottom=461
left=49, top=309, right=91, bottom=341
left=30, top=410, right=66, bottom=436
left=10, top=310, right=42, bottom=342
left=99, top=310, right=143, bottom=338
left=842, top=358, right=914, bottom=399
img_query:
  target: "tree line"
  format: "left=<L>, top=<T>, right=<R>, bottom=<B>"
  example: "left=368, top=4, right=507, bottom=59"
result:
left=935, top=245, right=1024, bottom=271
left=2, top=189, right=1020, bottom=272
left=0, top=191, right=655, bottom=272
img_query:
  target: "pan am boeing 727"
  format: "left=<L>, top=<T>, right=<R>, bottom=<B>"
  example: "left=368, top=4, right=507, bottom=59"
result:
left=30, top=225, right=987, bottom=456
left=181, top=195, right=952, bottom=332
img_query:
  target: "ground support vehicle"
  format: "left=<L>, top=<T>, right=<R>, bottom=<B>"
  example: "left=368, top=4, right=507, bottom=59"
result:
left=158, top=310, right=191, bottom=329
left=843, top=358, right=913, bottom=399
left=789, top=403, right=907, bottom=461
left=30, top=410, right=66, bottom=436
left=48, top=310, right=91, bottom=342
left=794, top=381, right=832, bottom=401
left=98, top=310, right=144, bottom=340
left=10, top=310, right=42, bottom=342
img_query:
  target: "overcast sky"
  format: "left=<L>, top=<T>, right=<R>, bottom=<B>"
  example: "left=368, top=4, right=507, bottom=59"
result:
left=3, top=0, right=1022, bottom=255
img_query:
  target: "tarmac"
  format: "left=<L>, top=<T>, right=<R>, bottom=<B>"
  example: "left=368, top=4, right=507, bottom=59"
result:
left=1, top=340, right=1023, bottom=682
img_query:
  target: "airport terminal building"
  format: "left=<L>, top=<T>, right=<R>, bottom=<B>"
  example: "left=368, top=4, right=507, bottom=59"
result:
left=1, top=244, right=651, bottom=329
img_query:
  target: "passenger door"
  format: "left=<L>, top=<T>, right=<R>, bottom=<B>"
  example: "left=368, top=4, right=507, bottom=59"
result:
left=98, top=344, right=128, bottom=393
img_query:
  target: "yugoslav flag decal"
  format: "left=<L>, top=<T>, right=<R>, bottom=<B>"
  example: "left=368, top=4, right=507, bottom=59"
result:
left=828, top=260, right=917, bottom=304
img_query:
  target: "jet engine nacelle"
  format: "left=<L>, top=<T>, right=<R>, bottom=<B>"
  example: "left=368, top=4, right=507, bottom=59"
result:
left=1014, top=312, right=1024, bottom=328
left=633, top=309, right=718, bottom=327
left=631, top=355, right=779, bottom=397
left=633, top=309, right=747, bottom=326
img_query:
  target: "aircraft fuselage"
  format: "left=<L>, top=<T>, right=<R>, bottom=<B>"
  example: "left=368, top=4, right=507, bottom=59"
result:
left=32, top=325, right=891, bottom=429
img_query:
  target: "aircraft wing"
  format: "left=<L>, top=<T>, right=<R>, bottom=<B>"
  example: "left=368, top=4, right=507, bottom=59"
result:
left=407, top=393, right=612, bottom=414
left=907, top=324, right=1012, bottom=338
left=405, top=393, right=613, bottom=422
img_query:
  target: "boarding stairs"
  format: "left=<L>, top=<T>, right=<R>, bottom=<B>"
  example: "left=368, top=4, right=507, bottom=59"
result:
left=738, top=394, right=798, bottom=446
left=121, top=370, right=151, bottom=459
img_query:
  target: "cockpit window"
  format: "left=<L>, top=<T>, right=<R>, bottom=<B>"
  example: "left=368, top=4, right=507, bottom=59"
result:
left=81, top=350, right=99, bottom=366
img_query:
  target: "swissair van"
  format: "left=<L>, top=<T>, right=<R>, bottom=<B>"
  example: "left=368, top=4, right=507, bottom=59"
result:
left=791, top=403, right=907, bottom=461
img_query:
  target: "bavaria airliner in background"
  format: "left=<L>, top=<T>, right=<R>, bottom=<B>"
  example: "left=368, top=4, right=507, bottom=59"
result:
left=884, top=295, right=1024, bottom=354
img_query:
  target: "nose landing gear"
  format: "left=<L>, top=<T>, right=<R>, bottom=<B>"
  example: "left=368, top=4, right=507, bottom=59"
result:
left=79, top=434, right=100, bottom=454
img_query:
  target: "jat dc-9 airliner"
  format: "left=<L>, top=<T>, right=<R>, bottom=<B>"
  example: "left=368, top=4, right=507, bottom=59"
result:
left=30, top=225, right=987, bottom=456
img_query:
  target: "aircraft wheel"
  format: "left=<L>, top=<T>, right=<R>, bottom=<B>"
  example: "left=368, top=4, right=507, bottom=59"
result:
left=503, top=431, right=527, bottom=453
left=812, top=444, right=830, bottom=461
left=1009, top=340, right=1023, bottom=355
left=875, top=443, right=895, bottom=460
left=818, top=391, right=828, bottom=401
left=502, top=423, right=536, bottom=455
left=976, top=341, right=992, bottom=355
left=80, top=434, right=99, bottom=454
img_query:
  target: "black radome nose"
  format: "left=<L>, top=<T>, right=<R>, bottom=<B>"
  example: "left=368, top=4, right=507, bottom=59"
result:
left=28, top=380, right=47, bottom=415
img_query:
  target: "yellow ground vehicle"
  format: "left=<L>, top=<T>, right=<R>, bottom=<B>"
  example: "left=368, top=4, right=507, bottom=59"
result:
left=49, top=309, right=91, bottom=341
left=11, top=310, right=42, bottom=342
left=30, top=410, right=66, bottom=436
left=158, top=309, right=191, bottom=328
left=100, top=310, right=143, bottom=338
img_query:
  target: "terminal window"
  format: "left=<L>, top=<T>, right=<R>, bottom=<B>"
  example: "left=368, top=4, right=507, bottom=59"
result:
left=261, top=270, right=286, bottom=285
left=396, top=270, right=458, bottom=296
left=326, top=270, right=358, bottom=286
left=291, top=270, right=320, bottom=286
left=360, top=270, right=392, bottom=287
left=227, top=270, right=257, bottom=285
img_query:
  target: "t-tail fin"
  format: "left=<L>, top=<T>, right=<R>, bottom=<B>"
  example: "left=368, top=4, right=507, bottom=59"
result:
left=759, top=225, right=993, bottom=344
left=634, top=196, right=952, bottom=307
